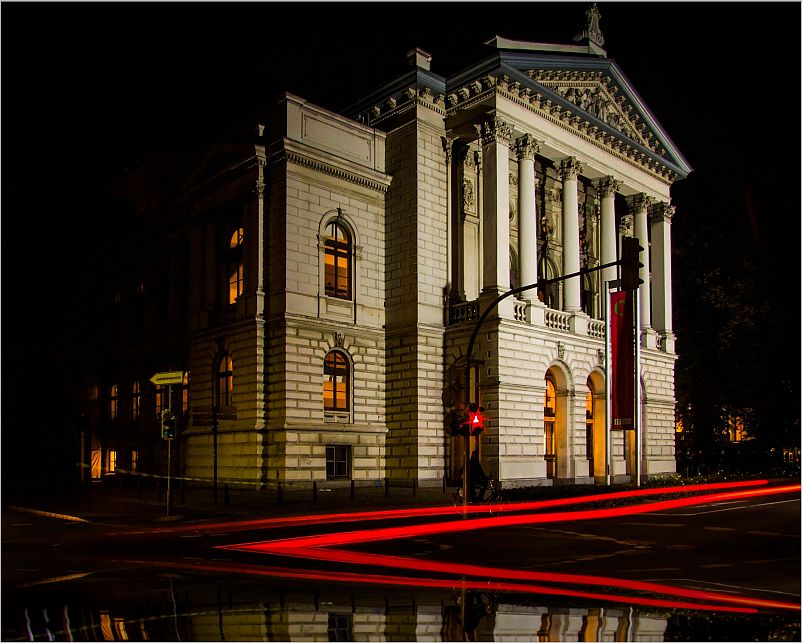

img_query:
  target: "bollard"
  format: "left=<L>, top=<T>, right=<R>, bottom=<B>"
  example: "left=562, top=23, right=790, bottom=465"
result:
left=224, top=484, right=230, bottom=507
left=412, top=478, right=417, bottom=497
left=350, top=479, right=355, bottom=500
left=312, top=480, right=318, bottom=503
left=277, top=481, right=283, bottom=505
left=385, top=477, right=389, bottom=497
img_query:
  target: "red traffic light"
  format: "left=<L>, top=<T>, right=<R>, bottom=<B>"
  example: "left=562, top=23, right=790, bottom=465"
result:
left=467, top=408, right=485, bottom=435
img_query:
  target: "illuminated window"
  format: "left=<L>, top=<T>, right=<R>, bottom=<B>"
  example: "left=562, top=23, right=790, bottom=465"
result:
left=131, top=381, right=141, bottom=418
left=326, top=445, right=351, bottom=480
left=323, top=350, right=350, bottom=415
left=106, top=450, right=117, bottom=474
left=324, top=221, right=352, bottom=299
left=130, top=450, right=138, bottom=473
left=327, top=613, right=353, bottom=641
left=109, top=384, right=119, bottom=420
left=544, top=376, right=556, bottom=479
left=228, top=227, right=244, bottom=304
left=217, top=355, right=233, bottom=408
left=182, top=371, right=190, bottom=416
left=155, top=385, right=166, bottom=417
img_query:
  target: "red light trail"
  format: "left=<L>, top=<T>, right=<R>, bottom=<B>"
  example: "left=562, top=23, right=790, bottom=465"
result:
left=213, top=481, right=800, bottom=614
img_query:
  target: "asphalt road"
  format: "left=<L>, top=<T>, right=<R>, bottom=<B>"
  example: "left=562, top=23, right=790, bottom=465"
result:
left=2, top=481, right=799, bottom=641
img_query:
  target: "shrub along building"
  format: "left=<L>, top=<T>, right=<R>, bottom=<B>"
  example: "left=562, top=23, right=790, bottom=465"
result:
left=80, top=6, right=690, bottom=491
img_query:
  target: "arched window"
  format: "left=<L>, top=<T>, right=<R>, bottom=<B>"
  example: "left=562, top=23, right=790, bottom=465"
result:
left=228, top=228, right=244, bottom=305
left=544, top=376, right=556, bottom=479
left=324, top=350, right=350, bottom=416
left=538, top=257, right=559, bottom=309
left=324, top=221, right=352, bottom=300
left=131, top=381, right=141, bottom=419
left=581, top=273, right=596, bottom=318
left=510, top=247, right=519, bottom=291
left=217, top=355, right=233, bottom=408
left=109, top=384, right=119, bottom=420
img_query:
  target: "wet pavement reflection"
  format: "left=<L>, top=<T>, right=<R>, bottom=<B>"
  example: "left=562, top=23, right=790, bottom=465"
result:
left=3, top=575, right=799, bottom=641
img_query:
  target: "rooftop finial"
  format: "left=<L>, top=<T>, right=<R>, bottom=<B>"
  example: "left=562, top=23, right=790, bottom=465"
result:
left=574, top=3, right=605, bottom=47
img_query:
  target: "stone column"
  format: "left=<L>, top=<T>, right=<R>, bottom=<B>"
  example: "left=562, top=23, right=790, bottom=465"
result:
left=559, top=157, right=583, bottom=312
left=629, top=193, right=657, bottom=348
left=253, top=157, right=266, bottom=316
left=515, top=134, right=540, bottom=302
left=477, top=117, right=512, bottom=298
left=649, top=202, right=676, bottom=352
left=597, top=176, right=620, bottom=287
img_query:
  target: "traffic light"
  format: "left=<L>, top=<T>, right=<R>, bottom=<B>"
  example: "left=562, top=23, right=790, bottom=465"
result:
left=448, top=410, right=468, bottom=436
left=467, top=403, right=485, bottom=436
left=620, top=236, right=644, bottom=291
left=161, top=409, right=175, bottom=439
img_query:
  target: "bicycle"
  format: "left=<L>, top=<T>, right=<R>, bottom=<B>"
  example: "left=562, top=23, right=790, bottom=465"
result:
left=452, top=479, right=504, bottom=515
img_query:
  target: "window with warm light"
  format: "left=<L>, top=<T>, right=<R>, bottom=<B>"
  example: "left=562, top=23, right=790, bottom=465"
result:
left=228, top=227, right=244, bottom=304
left=109, top=384, right=119, bottom=420
left=217, top=355, right=233, bottom=407
left=182, top=371, right=190, bottom=416
left=131, top=381, right=141, bottom=418
left=155, top=385, right=166, bottom=417
left=106, top=449, right=117, bottom=474
left=131, top=450, right=138, bottom=473
left=323, top=350, right=350, bottom=418
left=324, top=221, right=352, bottom=299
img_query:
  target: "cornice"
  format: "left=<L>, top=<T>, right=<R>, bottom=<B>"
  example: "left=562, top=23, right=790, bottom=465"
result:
left=270, top=139, right=392, bottom=193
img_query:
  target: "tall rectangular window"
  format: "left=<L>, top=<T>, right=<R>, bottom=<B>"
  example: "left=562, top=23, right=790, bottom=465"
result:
left=218, top=355, right=233, bottom=407
left=326, top=445, right=351, bottom=480
left=131, top=381, right=141, bottom=418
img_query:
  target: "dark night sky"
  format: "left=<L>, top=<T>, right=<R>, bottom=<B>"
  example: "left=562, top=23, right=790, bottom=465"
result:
left=1, top=2, right=800, bottom=438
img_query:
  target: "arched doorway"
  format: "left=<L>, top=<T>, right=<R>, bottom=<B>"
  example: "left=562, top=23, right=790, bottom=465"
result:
left=586, top=371, right=607, bottom=480
left=544, top=375, right=557, bottom=479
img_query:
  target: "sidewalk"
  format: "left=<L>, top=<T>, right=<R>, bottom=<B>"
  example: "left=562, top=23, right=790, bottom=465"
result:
left=4, top=478, right=459, bottom=528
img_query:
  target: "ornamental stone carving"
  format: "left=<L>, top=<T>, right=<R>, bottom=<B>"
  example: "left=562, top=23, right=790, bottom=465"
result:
left=597, top=176, right=621, bottom=198
left=514, top=134, right=540, bottom=161
left=618, top=214, right=634, bottom=236
left=649, top=201, right=676, bottom=223
left=254, top=178, right=265, bottom=198
left=626, top=193, right=657, bottom=213
left=462, top=180, right=475, bottom=213
left=557, top=342, right=565, bottom=360
left=476, top=118, right=513, bottom=146
left=558, top=157, right=583, bottom=181
left=574, top=3, right=605, bottom=47
left=334, top=332, right=345, bottom=348
left=547, top=188, right=561, bottom=204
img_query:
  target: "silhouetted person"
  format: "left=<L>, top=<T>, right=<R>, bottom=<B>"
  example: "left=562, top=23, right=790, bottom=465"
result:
left=469, top=450, right=489, bottom=502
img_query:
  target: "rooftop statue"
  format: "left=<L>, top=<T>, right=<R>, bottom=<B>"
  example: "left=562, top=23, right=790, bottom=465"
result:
left=574, top=3, right=605, bottom=48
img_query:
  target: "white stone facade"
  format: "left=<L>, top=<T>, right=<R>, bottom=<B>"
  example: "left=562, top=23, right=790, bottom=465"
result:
left=88, top=30, right=690, bottom=490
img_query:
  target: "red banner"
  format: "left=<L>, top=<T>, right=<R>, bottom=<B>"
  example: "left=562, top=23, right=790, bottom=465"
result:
left=610, top=290, right=634, bottom=429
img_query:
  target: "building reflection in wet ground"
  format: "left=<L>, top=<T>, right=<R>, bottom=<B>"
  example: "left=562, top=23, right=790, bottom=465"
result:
left=5, top=579, right=799, bottom=642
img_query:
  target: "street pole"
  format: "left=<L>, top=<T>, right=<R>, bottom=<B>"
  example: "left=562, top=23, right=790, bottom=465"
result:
left=212, top=405, right=218, bottom=507
left=634, top=288, right=642, bottom=487
left=167, top=385, right=173, bottom=516
left=604, top=280, right=612, bottom=486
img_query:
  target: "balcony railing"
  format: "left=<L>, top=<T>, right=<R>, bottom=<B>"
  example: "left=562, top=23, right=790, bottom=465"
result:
left=588, top=319, right=605, bottom=339
left=513, top=300, right=527, bottom=322
left=448, top=300, right=479, bottom=325
left=544, top=309, right=570, bottom=331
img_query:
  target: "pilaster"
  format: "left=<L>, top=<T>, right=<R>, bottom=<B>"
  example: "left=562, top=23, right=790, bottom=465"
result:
left=649, top=201, right=676, bottom=353
left=627, top=193, right=657, bottom=348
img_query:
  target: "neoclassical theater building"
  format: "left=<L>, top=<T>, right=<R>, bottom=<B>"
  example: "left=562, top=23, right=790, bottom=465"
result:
left=83, top=6, right=690, bottom=490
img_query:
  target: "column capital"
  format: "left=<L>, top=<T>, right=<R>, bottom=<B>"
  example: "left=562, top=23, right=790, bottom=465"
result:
left=441, top=136, right=455, bottom=164
left=558, top=156, right=583, bottom=181
left=649, top=201, right=676, bottom=223
left=514, top=134, right=540, bottom=160
left=625, top=192, right=656, bottom=213
left=476, top=117, right=512, bottom=146
left=596, top=175, right=621, bottom=198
